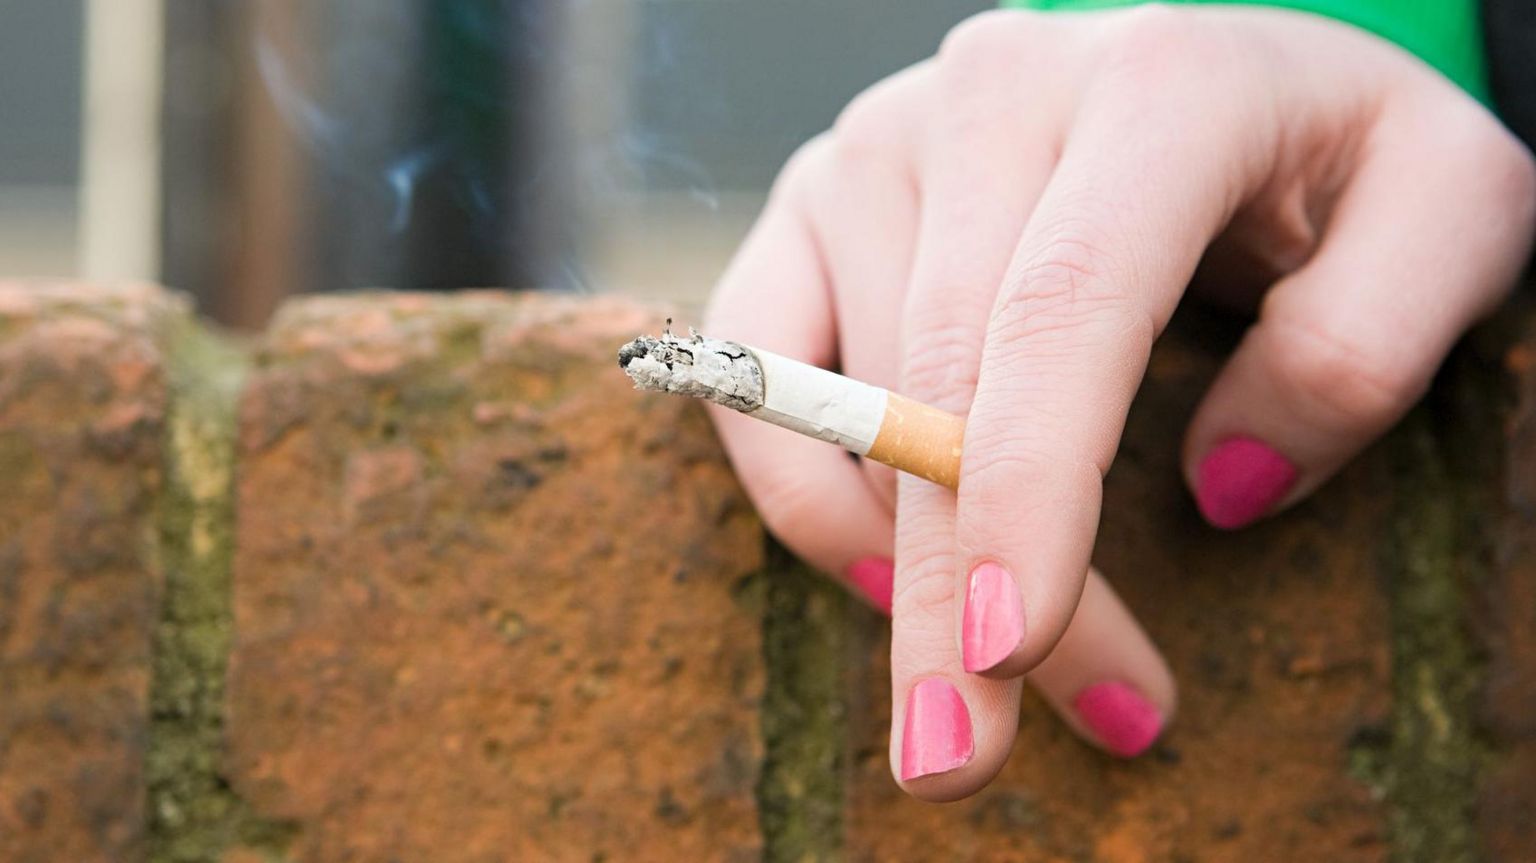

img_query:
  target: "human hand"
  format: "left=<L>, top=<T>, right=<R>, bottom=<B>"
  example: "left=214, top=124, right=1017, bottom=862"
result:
left=704, top=5, right=1535, bottom=801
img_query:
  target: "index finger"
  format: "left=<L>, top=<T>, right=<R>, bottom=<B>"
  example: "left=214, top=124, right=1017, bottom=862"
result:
left=953, top=82, right=1255, bottom=678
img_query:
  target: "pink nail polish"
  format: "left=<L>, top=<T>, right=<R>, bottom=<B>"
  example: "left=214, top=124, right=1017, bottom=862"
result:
left=1073, top=681, right=1163, bottom=758
left=900, top=678, right=974, bottom=781
left=846, top=557, right=893, bottom=616
left=962, top=561, right=1025, bottom=673
left=1195, top=436, right=1298, bottom=530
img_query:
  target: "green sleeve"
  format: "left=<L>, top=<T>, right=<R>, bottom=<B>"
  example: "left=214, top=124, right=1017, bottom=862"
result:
left=1000, top=0, right=1488, bottom=103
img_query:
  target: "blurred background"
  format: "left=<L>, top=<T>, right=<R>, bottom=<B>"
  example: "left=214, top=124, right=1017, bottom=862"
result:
left=0, top=0, right=992, bottom=329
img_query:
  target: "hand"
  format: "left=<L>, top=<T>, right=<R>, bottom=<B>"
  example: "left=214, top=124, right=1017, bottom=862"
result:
left=704, top=5, right=1535, bottom=800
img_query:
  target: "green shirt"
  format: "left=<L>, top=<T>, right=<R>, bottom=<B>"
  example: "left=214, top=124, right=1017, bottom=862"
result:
left=1002, top=0, right=1488, bottom=102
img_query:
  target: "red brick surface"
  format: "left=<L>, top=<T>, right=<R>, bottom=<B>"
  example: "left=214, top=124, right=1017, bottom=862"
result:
left=3, top=283, right=1531, bottom=861
left=0, top=283, right=174, bottom=863
left=226, top=293, right=765, bottom=862
left=844, top=327, right=1394, bottom=863
left=1481, top=338, right=1536, bottom=857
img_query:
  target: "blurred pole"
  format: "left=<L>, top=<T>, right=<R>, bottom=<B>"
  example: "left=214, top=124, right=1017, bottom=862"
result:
left=225, top=0, right=309, bottom=326
left=80, top=0, right=163, bottom=282
left=160, top=1, right=246, bottom=323
left=161, top=0, right=573, bottom=329
left=161, top=0, right=308, bottom=328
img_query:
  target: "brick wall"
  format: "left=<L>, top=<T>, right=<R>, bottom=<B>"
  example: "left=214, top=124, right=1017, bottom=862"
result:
left=0, top=282, right=1531, bottom=862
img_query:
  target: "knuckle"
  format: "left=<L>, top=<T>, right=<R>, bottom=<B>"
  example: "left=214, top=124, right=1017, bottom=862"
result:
left=1093, top=5, right=1219, bottom=101
left=1503, top=140, right=1536, bottom=207
left=1465, top=119, right=1536, bottom=213
left=889, top=551, right=955, bottom=622
left=1103, top=4, right=1196, bottom=60
left=1415, top=99, right=1536, bottom=199
left=831, top=93, right=888, bottom=154
left=1015, top=233, right=1109, bottom=301
left=899, top=317, right=982, bottom=405
left=1505, top=147, right=1536, bottom=243
left=939, top=10, right=1028, bottom=72
left=964, top=447, right=1054, bottom=499
left=936, top=9, right=1084, bottom=133
left=936, top=9, right=1053, bottom=95
left=770, top=133, right=834, bottom=203
left=961, top=438, right=1103, bottom=513
left=993, top=233, right=1154, bottom=353
left=1265, top=315, right=1424, bottom=428
left=1392, top=101, right=1536, bottom=270
left=830, top=67, right=926, bottom=164
left=1501, top=143, right=1536, bottom=226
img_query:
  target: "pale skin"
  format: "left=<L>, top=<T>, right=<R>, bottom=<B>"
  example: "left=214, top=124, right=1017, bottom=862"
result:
left=704, top=5, right=1536, bottom=801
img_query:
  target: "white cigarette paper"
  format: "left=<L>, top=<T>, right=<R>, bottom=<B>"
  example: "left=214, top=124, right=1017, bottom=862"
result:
left=619, top=327, right=964, bottom=489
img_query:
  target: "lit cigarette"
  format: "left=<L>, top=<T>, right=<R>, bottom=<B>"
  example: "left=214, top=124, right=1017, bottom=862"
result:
left=618, top=325, right=964, bottom=489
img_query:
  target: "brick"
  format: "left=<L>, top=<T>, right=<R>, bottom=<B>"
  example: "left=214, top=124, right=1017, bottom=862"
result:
left=226, top=292, right=765, bottom=862
left=1480, top=332, right=1536, bottom=859
left=841, top=312, right=1397, bottom=862
left=4, top=282, right=1522, bottom=860
left=0, top=283, right=178, bottom=863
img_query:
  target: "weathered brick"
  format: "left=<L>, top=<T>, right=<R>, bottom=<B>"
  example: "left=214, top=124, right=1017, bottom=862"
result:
left=4, top=282, right=1525, bottom=861
left=226, top=293, right=765, bottom=862
left=841, top=311, right=1398, bottom=862
left=0, top=283, right=178, bottom=863
left=1480, top=333, right=1536, bottom=859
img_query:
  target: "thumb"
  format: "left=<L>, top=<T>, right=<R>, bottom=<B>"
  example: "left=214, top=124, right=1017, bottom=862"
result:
left=1185, top=103, right=1535, bottom=528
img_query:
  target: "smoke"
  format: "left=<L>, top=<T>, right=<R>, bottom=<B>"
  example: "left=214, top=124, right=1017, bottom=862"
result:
left=254, top=34, right=341, bottom=154
left=619, top=129, right=719, bottom=210
left=252, top=2, right=444, bottom=241
left=249, top=0, right=726, bottom=293
left=382, top=144, right=445, bottom=233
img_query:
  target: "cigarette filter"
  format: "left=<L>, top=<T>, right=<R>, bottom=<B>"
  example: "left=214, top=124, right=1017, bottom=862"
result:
left=619, top=326, right=964, bottom=489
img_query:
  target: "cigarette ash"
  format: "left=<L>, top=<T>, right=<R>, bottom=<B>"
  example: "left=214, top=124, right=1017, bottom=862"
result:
left=618, top=322, right=764, bottom=412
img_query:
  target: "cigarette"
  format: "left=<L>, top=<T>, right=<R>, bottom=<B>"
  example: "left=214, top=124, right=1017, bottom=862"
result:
left=618, top=324, right=964, bottom=489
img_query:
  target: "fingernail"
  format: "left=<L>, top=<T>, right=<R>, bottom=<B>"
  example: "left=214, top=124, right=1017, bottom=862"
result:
left=1195, top=436, right=1298, bottom=529
left=962, top=561, right=1025, bottom=673
left=900, top=678, right=974, bottom=781
left=846, top=557, right=893, bottom=616
left=1072, top=681, right=1163, bottom=758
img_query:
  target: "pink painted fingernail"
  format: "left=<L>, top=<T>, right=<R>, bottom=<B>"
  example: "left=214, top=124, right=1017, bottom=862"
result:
left=962, top=561, right=1025, bottom=673
left=1073, top=681, right=1163, bottom=758
left=1195, top=436, right=1298, bottom=530
left=900, top=678, right=974, bottom=781
left=846, top=557, right=893, bottom=616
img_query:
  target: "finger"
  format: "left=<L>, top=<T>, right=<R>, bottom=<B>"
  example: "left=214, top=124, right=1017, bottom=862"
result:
left=818, top=63, right=931, bottom=514
left=888, top=21, right=1063, bottom=799
left=1027, top=569, right=1175, bottom=758
left=1184, top=101, right=1536, bottom=528
left=953, top=80, right=1251, bottom=679
left=704, top=138, right=897, bottom=612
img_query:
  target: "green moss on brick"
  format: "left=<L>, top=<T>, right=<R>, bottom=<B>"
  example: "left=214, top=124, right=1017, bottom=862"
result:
left=758, top=541, right=849, bottom=863
left=1362, top=344, right=1507, bottom=863
left=1384, top=415, right=1481, bottom=863
left=147, top=317, right=296, bottom=862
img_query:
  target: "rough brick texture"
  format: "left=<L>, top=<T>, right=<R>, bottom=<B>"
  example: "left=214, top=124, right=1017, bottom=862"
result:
left=1482, top=334, right=1536, bottom=857
left=0, top=284, right=176, bottom=863
left=226, top=294, right=765, bottom=862
left=1, top=284, right=1533, bottom=862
